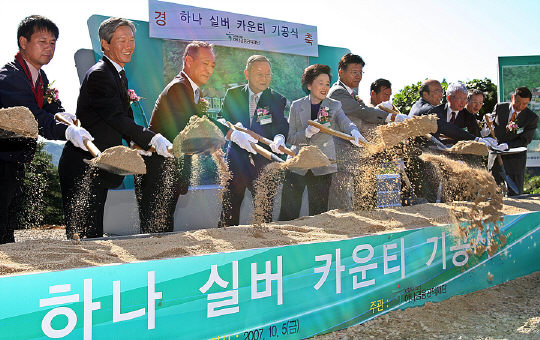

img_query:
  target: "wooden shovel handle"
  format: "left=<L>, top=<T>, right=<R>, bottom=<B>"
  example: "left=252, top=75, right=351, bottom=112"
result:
left=308, top=120, right=356, bottom=142
left=55, top=113, right=101, bottom=158
left=484, top=115, right=505, bottom=166
left=232, top=124, right=296, bottom=157
left=226, top=121, right=283, bottom=162
left=130, top=143, right=174, bottom=154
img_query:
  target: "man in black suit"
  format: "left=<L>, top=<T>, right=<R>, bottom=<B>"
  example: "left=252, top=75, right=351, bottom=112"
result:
left=0, top=15, right=92, bottom=244
left=427, top=83, right=487, bottom=142
left=488, top=87, right=538, bottom=196
left=409, top=79, right=443, bottom=117
left=139, top=42, right=257, bottom=232
left=58, top=17, right=172, bottom=239
left=219, top=55, right=289, bottom=227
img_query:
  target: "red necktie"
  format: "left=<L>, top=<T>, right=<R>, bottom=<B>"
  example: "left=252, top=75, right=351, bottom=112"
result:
left=450, top=112, right=456, bottom=124
left=509, top=110, right=517, bottom=123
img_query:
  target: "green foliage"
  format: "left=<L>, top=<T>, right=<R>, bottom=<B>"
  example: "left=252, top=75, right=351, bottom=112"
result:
left=501, top=65, right=540, bottom=101
left=18, top=142, right=63, bottom=228
left=523, top=175, right=540, bottom=195
left=393, top=81, right=422, bottom=115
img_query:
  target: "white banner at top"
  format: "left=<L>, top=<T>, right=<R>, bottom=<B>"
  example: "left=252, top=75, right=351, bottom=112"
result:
left=148, top=0, right=318, bottom=57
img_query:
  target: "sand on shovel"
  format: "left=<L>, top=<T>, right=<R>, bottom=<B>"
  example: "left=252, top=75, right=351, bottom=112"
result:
left=283, top=145, right=332, bottom=170
left=447, top=140, right=488, bottom=156
left=0, top=106, right=38, bottom=138
left=89, top=145, right=146, bottom=175
left=173, top=116, right=225, bottom=156
left=367, top=114, right=438, bottom=154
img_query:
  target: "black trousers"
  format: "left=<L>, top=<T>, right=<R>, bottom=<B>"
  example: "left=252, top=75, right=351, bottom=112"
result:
left=59, top=143, right=120, bottom=239
left=278, top=170, right=332, bottom=221
left=491, top=153, right=525, bottom=196
left=0, top=161, right=25, bottom=244
left=134, top=154, right=190, bottom=233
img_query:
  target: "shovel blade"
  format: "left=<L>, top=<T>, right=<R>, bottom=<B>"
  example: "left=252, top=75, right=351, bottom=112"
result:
left=177, top=137, right=225, bottom=155
left=83, top=159, right=145, bottom=176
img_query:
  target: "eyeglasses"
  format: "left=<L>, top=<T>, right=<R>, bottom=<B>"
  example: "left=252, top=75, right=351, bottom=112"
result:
left=347, top=70, right=364, bottom=77
left=469, top=100, right=483, bottom=105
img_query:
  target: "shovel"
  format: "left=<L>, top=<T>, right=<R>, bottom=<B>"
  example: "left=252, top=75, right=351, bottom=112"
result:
left=484, top=115, right=520, bottom=194
left=307, top=120, right=368, bottom=146
left=0, top=106, right=38, bottom=139
left=426, top=133, right=450, bottom=151
left=226, top=121, right=284, bottom=163
left=55, top=114, right=146, bottom=175
left=229, top=124, right=296, bottom=157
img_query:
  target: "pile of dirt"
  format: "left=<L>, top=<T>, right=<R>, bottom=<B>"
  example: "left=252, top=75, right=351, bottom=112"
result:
left=448, top=140, right=488, bottom=156
left=0, top=106, right=38, bottom=138
left=172, top=115, right=225, bottom=156
left=283, top=145, right=332, bottom=170
left=89, top=145, right=146, bottom=175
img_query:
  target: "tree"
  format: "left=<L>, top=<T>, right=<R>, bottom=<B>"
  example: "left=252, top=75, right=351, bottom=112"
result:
left=17, top=142, right=63, bottom=228
left=464, top=78, right=498, bottom=116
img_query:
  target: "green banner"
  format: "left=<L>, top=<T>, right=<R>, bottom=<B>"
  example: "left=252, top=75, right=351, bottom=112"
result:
left=1, top=211, right=539, bottom=339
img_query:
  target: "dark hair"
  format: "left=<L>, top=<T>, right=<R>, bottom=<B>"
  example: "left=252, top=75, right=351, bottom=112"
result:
left=338, top=53, right=365, bottom=71
left=514, top=86, right=532, bottom=100
left=370, top=78, right=392, bottom=93
left=419, top=79, right=440, bottom=97
left=467, top=89, right=484, bottom=101
left=301, top=64, right=331, bottom=94
left=17, top=15, right=59, bottom=48
left=98, top=17, right=136, bottom=51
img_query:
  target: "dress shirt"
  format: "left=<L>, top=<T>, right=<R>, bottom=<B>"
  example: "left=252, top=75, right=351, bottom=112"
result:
left=181, top=71, right=200, bottom=104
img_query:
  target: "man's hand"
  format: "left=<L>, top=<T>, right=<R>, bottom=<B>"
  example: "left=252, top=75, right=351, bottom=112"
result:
left=65, top=125, right=93, bottom=152
left=130, top=141, right=152, bottom=156
left=55, top=112, right=77, bottom=125
left=394, top=114, right=410, bottom=123
left=230, top=130, right=257, bottom=154
left=476, top=137, right=498, bottom=148
left=149, top=133, right=174, bottom=158
left=269, top=134, right=285, bottom=154
left=350, top=129, right=368, bottom=147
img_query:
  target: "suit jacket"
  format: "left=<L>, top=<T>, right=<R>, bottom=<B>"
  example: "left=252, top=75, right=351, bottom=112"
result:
left=220, top=85, right=288, bottom=176
left=427, top=103, right=477, bottom=141
left=457, top=108, right=481, bottom=137
left=409, top=98, right=434, bottom=117
left=487, top=102, right=538, bottom=170
left=0, top=57, right=67, bottom=163
left=288, top=96, right=356, bottom=176
left=63, top=57, right=155, bottom=187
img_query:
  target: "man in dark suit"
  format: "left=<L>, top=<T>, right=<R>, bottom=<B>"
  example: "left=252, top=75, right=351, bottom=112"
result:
left=488, top=87, right=538, bottom=196
left=0, top=15, right=92, bottom=244
left=409, top=79, right=444, bottom=117
left=427, top=83, right=486, bottom=142
left=59, top=17, right=172, bottom=239
left=139, top=42, right=257, bottom=232
left=219, top=55, right=289, bottom=227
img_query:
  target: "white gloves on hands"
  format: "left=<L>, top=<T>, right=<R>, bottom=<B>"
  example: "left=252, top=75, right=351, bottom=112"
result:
left=65, top=125, right=93, bottom=152
left=476, top=137, right=498, bottom=148
left=55, top=112, right=78, bottom=125
left=149, top=133, right=174, bottom=158
left=305, top=125, right=320, bottom=138
left=394, top=114, right=410, bottom=123
left=491, top=143, right=509, bottom=152
left=350, top=129, right=368, bottom=147
left=230, top=129, right=257, bottom=154
left=130, top=141, right=152, bottom=156
left=480, top=126, right=491, bottom=137
left=269, top=134, right=285, bottom=154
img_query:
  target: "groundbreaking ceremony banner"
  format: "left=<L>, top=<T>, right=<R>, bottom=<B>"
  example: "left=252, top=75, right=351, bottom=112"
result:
left=0, top=211, right=539, bottom=339
left=148, top=0, right=318, bottom=57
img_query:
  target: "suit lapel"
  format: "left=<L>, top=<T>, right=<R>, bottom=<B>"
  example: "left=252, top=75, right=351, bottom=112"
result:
left=102, top=57, right=128, bottom=105
left=298, top=96, right=311, bottom=127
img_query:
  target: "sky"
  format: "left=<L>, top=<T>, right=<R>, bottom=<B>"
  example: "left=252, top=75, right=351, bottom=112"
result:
left=2, top=0, right=540, bottom=113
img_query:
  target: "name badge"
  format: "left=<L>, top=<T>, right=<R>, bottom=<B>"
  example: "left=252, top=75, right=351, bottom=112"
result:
left=256, top=107, right=272, bottom=125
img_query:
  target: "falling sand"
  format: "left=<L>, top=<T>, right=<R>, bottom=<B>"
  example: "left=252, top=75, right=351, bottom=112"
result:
left=0, top=106, right=38, bottom=138
left=448, top=140, right=488, bottom=156
left=173, top=115, right=225, bottom=156
left=89, top=145, right=147, bottom=175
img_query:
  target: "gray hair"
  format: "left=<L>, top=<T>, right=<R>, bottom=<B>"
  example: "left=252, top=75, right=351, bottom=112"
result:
left=245, top=55, right=271, bottom=72
left=182, top=41, right=213, bottom=65
left=446, top=82, right=468, bottom=97
left=98, top=17, right=136, bottom=51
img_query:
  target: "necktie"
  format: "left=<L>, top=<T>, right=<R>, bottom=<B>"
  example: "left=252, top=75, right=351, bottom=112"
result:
left=249, top=94, right=258, bottom=126
left=119, top=70, right=128, bottom=90
left=509, top=110, right=517, bottom=123
left=450, top=111, right=456, bottom=124
left=194, top=87, right=200, bottom=104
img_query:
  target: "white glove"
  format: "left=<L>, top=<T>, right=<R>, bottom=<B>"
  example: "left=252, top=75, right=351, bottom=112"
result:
left=480, top=125, right=491, bottom=137
left=476, top=137, right=498, bottom=148
left=130, top=141, right=152, bottom=156
left=149, top=133, right=174, bottom=158
left=230, top=130, right=257, bottom=154
left=65, top=125, right=93, bottom=152
left=55, top=112, right=77, bottom=125
left=380, top=100, right=394, bottom=110
left=305, top=125, right=320, bottom=138
left=394, top=114, right=410, bottom=123
left=350, top=129, right=368, bottom=147
left=269, top=134, right=285, bottom=154
left=493, top=143, right=509, bottom=151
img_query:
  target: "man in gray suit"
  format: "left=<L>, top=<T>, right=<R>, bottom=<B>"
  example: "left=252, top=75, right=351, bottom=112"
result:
left=488, top=87, right=538, bottom=196
left=327, top=53, right=408, bottom=210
